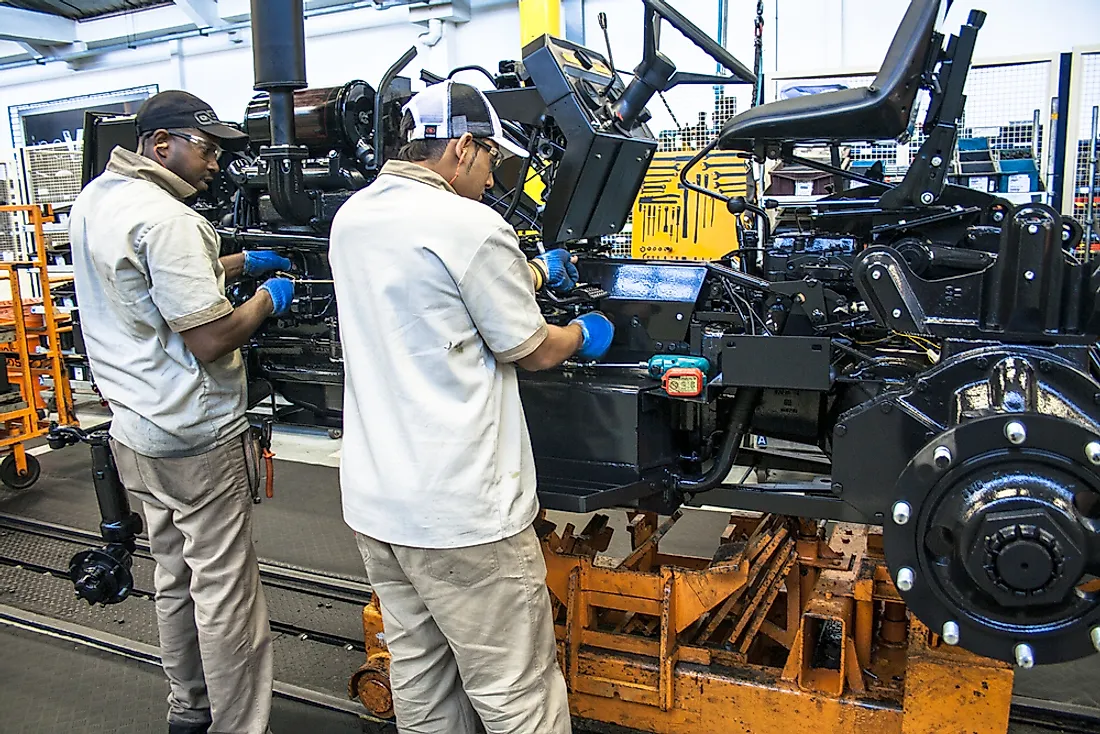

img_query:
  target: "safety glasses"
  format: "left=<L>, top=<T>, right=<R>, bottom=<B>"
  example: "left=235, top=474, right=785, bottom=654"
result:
left=471, top=138, right=503, bottom=172
left=167, top=131, right=223, bottom=161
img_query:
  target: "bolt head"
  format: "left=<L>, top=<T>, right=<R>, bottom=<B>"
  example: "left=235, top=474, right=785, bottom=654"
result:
left=1086, top=441, right=1100, bottom=465
left=1028, top=224, right=1040, bottom=234
left=931, top=155, right=944, bottom=167
left=1024, top=270, right=1036, bottom=281
left=1091, top=627, right=1100, bottom=652
left=896, top=567, right=915, bottom=592
left=872, top=269, right=883, bottom=280
left=1063, top=228, right=1072, bottom=242
left=1015, top=643, right=1035, bottom=669
left=892, top=501, right=912, bottom=525
left=892, top=308, right=902, bottom=318
left=933, top=445, right=953, bottom=469
left=942, top=621, right=960, bottom=646
left=993, top=211, right=1005, bottom=222
left=1005, top=421, right=1027, bottom=445
left=920, top=191, right=935, bottom=205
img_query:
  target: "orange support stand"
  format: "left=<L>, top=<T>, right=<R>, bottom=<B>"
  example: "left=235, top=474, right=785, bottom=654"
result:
left=351, top=512, right=1014, bottom=734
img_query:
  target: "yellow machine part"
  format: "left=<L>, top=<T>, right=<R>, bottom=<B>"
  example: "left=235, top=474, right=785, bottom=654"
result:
left=515, top=0, right=560, bottom=220
left=519, top=0, right=561, bottom=47
left=632, top=150, right=754, bottom=261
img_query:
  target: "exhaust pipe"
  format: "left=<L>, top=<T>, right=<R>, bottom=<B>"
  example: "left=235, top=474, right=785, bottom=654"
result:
left=249, top=0, right=313, bottom=224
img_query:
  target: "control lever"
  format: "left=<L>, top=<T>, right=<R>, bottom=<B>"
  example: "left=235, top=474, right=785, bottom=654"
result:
left=47, top=422, right=142, bottom=606
left=598, top=12, right=618, bottom=98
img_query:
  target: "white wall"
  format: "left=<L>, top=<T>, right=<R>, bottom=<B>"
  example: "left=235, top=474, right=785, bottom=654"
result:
left=0, top=0, right=1095, bottom=163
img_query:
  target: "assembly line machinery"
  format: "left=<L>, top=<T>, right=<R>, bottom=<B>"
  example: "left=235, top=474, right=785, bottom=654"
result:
left=69, top=0, right=1100, bottom=731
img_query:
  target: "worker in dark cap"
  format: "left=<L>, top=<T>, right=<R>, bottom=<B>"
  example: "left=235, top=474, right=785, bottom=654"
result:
left=68, top=90, right=291, bottom=734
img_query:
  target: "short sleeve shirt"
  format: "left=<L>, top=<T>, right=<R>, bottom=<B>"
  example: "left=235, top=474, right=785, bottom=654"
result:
left=329, top=160, right=548, bottom=548
left=68, top=147, right=247, bottom=457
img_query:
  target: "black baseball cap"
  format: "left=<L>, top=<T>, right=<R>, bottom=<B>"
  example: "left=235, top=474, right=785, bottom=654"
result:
left=136, top=90, right=248, bottom=150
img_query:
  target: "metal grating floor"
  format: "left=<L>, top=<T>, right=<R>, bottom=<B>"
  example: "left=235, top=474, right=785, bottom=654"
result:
left=0, top=625, right=372, bottom=734
left=0, top=445, right=367, bottom=580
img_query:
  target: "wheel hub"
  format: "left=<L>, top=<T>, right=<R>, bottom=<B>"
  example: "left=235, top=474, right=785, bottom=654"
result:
left=985, top=524, right=1061, bottom=594
left=885, top=413, right=1100, bottom=665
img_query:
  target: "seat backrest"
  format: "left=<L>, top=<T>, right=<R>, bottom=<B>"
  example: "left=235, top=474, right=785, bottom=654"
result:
left=870, top=0, right=942, bottom=122
left=717, top=0, right=941, bottom=149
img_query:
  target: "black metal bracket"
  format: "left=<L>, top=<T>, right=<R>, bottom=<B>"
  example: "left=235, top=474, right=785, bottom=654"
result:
left=879, top=9, right=986, bottom=209
left=853, top=203, right=1096, bottom=343
left=371, top=45, right=418, bottom=172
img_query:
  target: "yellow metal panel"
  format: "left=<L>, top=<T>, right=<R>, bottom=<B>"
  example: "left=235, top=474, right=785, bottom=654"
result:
left=903, top=623, right=1013, bottom=734
left=518, top=0, right=561, bottom=47
left=632, top=150, right=753, bottom=261
left=570, top=653, right=900, bottom=734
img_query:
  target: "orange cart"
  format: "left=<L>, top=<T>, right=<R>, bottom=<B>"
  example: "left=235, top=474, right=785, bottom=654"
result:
left=0, top=204, right=77, bottom=489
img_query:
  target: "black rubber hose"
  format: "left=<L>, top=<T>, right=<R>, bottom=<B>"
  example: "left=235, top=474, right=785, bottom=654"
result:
left=447, top=65, right=498, bottom=85
left=674, top=386, right=762, bottom=493
left=675, top=299, right=792, bottom=493
left=502, top=129, right=541, bottom=224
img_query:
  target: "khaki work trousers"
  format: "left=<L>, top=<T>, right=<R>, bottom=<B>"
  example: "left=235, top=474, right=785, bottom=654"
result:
left=113, top=433, right=274, bottom=734
left=355, top=525, right=571, bottom=734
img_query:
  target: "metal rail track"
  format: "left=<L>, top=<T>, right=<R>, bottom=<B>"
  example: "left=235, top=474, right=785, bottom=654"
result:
left=0, top=512, right=371, bottom=605
left=0, top=602, right=385, bottom=726
left=2, top=514, right=1098, bottom=732
left=0, top=514, right=367, bottom=650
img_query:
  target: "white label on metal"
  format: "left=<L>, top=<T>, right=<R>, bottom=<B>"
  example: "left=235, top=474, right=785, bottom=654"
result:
left=795, top=180, right=815, bottom=197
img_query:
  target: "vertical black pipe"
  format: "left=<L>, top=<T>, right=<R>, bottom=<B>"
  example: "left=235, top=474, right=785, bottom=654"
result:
left=248, top=0, right=312, bottom=224
left=1050, top=52, right=1073, bottom=214
left=268, top=92, right=296, bottom=147
left=250, top=0, right=307, bottom=146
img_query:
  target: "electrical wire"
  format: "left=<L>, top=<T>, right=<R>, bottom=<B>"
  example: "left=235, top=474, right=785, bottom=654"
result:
left=719, top=279, right=751, bottom=334
left=656, top=90, right=684, bottom=137
left=734, top=290, right=770, bottom=335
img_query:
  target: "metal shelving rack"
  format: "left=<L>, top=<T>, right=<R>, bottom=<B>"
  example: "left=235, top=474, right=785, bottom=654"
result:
left=0, top=204, right=77, bottom=489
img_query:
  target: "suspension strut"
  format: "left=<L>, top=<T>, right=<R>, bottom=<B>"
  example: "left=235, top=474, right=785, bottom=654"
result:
left=47, top=422, right=143, bottom=605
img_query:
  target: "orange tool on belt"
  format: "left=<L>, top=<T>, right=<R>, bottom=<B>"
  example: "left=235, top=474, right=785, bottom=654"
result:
left=263, top=448, right=276, bottom=498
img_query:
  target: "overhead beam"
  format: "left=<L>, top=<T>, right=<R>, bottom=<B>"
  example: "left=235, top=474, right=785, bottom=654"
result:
left=174, top=0, right=228, bottom=29
left=16, top=40, right=89, bottom=61
left=0, top=7, right=77, bottom=45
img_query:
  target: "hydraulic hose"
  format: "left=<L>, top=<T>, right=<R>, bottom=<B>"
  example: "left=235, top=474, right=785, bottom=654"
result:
left=674, top=386, right=761, bottom=493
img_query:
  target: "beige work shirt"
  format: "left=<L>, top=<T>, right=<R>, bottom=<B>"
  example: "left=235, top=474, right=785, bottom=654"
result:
left=330, top=160, right=548, bottom=548
left=69, top=147, right=247, bottom=457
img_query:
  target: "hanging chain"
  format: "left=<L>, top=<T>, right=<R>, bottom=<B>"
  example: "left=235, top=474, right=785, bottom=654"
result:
left=752, top=0, right=765, bottom=107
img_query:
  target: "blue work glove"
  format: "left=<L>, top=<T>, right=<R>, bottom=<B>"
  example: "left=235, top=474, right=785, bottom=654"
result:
left=531, top=249, right=579, bottom=292
left=242, top=250, right=292, bottom=277
left=259, top=277, right=295, bottom=316
left=570, top=312, right=615, bottom=362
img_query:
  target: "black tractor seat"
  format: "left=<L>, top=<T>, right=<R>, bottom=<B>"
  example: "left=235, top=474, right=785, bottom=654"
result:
left=718, top=0, right=941, bottom=151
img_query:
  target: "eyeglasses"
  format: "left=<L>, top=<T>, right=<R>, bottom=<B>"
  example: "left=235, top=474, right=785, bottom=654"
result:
left=471, top=139, right=503, bottom=172
left=167, top=131, right=223, bottom=161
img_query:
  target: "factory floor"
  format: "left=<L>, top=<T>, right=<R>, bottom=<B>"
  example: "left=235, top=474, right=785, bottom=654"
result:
left=0, top=404, right=1096, bottom=733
